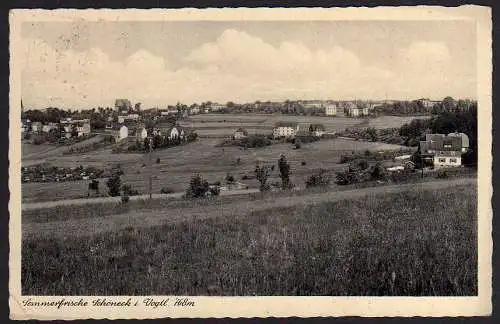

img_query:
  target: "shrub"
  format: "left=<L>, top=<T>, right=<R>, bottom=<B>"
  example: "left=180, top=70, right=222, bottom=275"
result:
left=306, top=170, right=330, bottom=188
left=255, top=164, right=272, bottom=192
left=209, top=186, right=221, bottom=196
left=437, top=170, right=449, bottom=179
left=369, top=162, right=387, bottom=181
left=121, top=195, right=130, bottom=204
left=301, top=161, right=307, bottom=166
left=278, top=154, right=293, bottom=190
left=186, top=174, right=210, bottom=198
left=161, top=187, right=174, bottom=194
left=156, top=157, right=161, bottom=164
left=31, top=134, right=47, bottom=145
left=122, top=184, right=139, bottom=196
left=106, top=172, right=122, bottom=197
left=226, top=174, right=235, bottom=183
left=349, top=159, right=369, bottom=172
left=241, top=174, right=249, bottom=180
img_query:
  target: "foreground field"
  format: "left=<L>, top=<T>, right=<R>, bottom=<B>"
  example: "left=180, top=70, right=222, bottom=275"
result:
left=22, top=180, right=477, bottom=296
left=22, top=137, right=410, bottom=203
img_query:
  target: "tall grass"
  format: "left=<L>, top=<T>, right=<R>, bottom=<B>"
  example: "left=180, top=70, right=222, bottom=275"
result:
left=22, top=185, right=477, bottom=296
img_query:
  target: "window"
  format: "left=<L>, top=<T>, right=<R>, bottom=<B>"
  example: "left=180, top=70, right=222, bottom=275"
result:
left=450, top=158, right=457, bottom=163
left=438, top=158, right=446, bottom=163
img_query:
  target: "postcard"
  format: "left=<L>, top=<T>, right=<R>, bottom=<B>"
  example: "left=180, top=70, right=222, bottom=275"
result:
left=9, top=6, right=492, bottom=319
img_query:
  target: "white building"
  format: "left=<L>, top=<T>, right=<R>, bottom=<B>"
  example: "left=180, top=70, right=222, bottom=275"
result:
left=325, top=104, right=337, bottom=116
left=107, top=125, right=128, bottom=142
left=273, top=122, right=299, bottom=138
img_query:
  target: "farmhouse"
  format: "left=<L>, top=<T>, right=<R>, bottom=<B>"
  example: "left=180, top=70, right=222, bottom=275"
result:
left=107, top=125, right=128, bottom=142
left=233, top=128, right=248, bottom=140
left=273, top=122, right=299, bottom=139
left=420, top=133, right=469, bottom=168
left=325, top=104, right=337, bottom=116
left=308, top=124, right=326, bottom=137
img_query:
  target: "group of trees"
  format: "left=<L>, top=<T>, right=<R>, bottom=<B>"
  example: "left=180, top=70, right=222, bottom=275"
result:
left=373, top=97, right=476, bottom=116
left=141, top=132, right=198, bottom=151
left=254, top=154, right=293, bottom=191
left=105, top=166, right=139, bottom=201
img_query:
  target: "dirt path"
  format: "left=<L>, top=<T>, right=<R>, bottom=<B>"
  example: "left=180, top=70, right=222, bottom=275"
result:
left=23, top=177, right=476, bottom=239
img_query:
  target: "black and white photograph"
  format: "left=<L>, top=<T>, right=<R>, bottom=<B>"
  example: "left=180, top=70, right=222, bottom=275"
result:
left=9, top=6, right=492, bottom=319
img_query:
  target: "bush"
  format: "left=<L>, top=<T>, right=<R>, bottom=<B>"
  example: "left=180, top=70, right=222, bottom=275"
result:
left=226, top=174, right=235, bottom=183
left=349, top=159, right=369, bottom=172
left=161, top=187, right=174, bottom=194
left=301, top=161, right=307, bottom=166
left=437, top=170, right=449, bottom=179
left=369, top=162, right=387, bottom=181
left=122, top=184, right=139, bottom=196
left=156, top=157, right=161, bottom=164
left=306, top=170, right=330, bottom=188
left=186, top=174, right=211, bottom=198
left=31, top=134, right=47, bottom=145
left=106, top=172, right=122, bottom=197
left=121, top=195, right=130, bottom=204
left=209, top=186, right=220, bottom=196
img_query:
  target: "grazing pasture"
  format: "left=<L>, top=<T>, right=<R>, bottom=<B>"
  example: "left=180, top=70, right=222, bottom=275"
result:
left=22, top=182, right=477, bottom=296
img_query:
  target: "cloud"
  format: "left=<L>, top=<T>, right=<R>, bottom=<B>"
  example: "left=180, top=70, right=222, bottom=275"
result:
left=20, top=31, right=474, bottom=109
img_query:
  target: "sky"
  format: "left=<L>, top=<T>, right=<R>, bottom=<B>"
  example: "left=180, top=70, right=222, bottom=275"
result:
left=20, top=20, right=477, bottom=110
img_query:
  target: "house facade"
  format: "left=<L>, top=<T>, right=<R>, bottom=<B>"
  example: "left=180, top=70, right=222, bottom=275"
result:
left=273, top=122, right=299, bottom=138
left=107, top=125, right=128, bottom=142
left=348, top=106, right=369, bottom=117
left=420, top=133, right=467, bottom=168
left=325, top=104, right=337, bottom=116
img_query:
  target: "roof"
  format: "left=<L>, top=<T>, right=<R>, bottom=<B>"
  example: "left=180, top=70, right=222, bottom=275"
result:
left=275, top=122, right=298, bottom=128
left=448, top=132, right=470, bottom=148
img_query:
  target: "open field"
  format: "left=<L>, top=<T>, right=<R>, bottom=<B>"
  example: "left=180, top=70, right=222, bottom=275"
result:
left=181, top=113, right=429, bottom=137
left=22, top=180, right=477, bottom=295
left=22, top=137, right=410, bottom=203
left=22, top=135, right=112, bottom=166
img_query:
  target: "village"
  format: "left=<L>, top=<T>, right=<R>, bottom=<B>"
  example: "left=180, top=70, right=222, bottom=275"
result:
left=21, top=96, right=475, bottom=198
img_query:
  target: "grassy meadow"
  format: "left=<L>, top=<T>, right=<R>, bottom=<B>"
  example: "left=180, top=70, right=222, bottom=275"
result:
left=22, top=136, right=410, bottom=203
left=22, top=183, right=477, bottom=296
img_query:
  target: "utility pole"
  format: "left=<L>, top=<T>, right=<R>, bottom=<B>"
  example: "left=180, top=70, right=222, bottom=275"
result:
left=148, top=115, right=154, bottom=200
left=421, top=154, right=424, bottom=178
